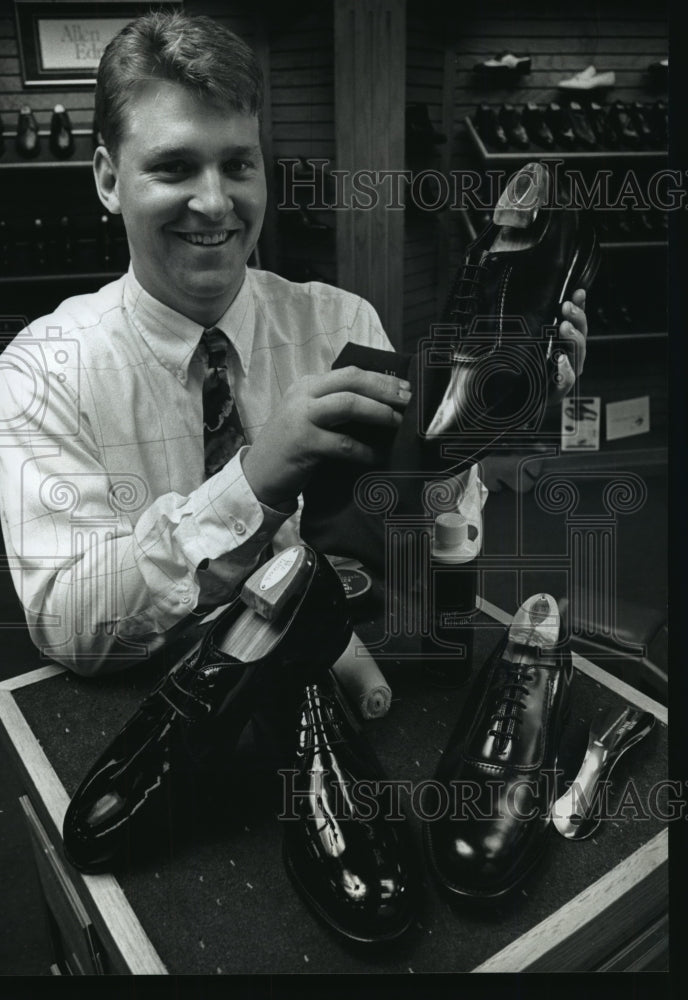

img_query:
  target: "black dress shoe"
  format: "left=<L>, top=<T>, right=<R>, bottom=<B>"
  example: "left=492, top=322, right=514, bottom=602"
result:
left=647, top=100, right=668, bottom=148
left=424, top=594, right=573, bottom=902
left=15, top=105, right=40, bottom=158
left=499, top=104, right=529, bottom=150
left=523, top=103, right=554, bottom=149
left=545, top=102, right=575, bottom=149
left=282, top=677, right=419, bottom=943
left=587, top=101, right=619, bottom=149
left=430, top=160, right=600, bottom=438
left=50, top=104, right=74, bottom=159
left=628, top=102, right=653, bottom=147
left=608, top=101, right=640, bottom=149
left=474, top=104, right=508, bottom=150
left=567, top=101, right=597, bottom=149
left=300, top=160, right=600, bottom=573
left=63, top=546, right=352, bottom=873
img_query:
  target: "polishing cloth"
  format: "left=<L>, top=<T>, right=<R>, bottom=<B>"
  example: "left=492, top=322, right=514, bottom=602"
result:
left=332, top=633, right=392, bottom=720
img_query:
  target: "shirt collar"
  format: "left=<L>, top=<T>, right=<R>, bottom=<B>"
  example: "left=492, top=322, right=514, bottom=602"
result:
left=123, top=265, right=256, bottom=385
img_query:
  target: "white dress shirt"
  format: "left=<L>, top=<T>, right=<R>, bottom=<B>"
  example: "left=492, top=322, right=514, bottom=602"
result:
left=0, top=265, right=483, bottom=674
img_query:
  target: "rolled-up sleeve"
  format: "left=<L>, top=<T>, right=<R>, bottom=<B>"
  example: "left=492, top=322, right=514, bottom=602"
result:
left=0, top=364, right=290, bottom=676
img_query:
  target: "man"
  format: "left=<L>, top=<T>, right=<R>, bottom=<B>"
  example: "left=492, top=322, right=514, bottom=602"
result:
left=0, top=11, right=587, bottom=675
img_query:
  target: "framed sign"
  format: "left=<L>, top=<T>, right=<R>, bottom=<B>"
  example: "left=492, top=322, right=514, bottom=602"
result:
left=14, top=1, right=182, bottom=87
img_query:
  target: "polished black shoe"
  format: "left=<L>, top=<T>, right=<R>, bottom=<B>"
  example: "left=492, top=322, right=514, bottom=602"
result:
left=282, top=677, right=419, bottom=943
left=587, top=101, right=619, bottom=149
left=567, top=101, right=597, bottom=149
left=523, top=103, right=554, bottom=149
left=545, top=102, right=575, bottom=149
left=627, top=102, right=653, bottom=147
left=475, top=104, right=508, bottom=150
left=424, top=594, right=573, bottom=902
left=63, top=546, right=352, bottom=873
left=428, top=160, right=600, bottom=440
left=647, top=100, right=668, bottom=148
left=50, top=104, right=74, bottom=159
left=499, top=104, right=529, bottom=150
left=608, top=101, right=640, bottom=149
left=15, top=105, right=40, bottom=158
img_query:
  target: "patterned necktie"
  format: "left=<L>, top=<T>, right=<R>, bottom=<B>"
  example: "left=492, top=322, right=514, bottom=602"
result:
left=201, top=327, right=246, bottom=477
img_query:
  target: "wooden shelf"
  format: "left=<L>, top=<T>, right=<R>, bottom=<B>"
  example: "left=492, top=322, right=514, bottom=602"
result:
left=464, top=116, right=668, bottom=165
left=589, top=331, right=668, bottom=343
left=0, top=272, right=123, bottom=285
left=600, top=240, right=667, bottom=250
left=0, top=132, right=96, bottom=170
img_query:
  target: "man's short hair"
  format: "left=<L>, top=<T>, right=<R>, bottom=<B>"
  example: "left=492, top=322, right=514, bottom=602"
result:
left=95, top=10, right=264, bottom=160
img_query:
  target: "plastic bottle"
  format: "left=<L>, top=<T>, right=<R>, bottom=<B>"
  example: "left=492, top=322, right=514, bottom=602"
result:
left=422, top=511, right=480, bottom=687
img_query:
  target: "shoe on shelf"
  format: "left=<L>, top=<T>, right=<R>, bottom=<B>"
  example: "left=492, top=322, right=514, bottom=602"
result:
left=647, top=58, right=668, bottom=88
left=15, top=105, right=40, bottom=158
left=473, top=52, right=531, bottom=81
left=559, top=65, right=615, bottom=90
left=474, top=104, right=509, bottom=150
left=628, top=102, right=654, bottom=147
left=545, top=102, right=576, bottom=150
left=608, top=101, right=641, bottom=149
left=523, top=103, right=555, bottom=150
left=499, top=104, right=530, bottom=150
left=424, top=593, right=573, bottom=902
left=647, top=100, right=668, bottom=148
left=50, top=104, right=74, bottom=158
left=282, top=675, right=419, bottom=943
left=63, top=545, right=353, bottom=874
left=587, top=101, right=619, bottom=149
left=567, top=101, right=597, bottom=149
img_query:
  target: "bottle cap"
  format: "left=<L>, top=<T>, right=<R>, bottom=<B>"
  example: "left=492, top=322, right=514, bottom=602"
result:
left=433, top=512, right=468, bottom=550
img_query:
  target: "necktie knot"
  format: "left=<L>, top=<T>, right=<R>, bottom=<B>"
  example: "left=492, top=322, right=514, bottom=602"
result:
left=202, top=327, right=228, bottom=371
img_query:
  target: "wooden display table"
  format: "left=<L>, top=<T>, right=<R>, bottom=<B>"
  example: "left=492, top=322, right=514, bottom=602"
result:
left=0, top=598, right=668, bottom=975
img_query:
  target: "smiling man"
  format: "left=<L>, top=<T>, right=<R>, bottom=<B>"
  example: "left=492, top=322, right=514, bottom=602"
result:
left=0, top=12, right=587, bottom=675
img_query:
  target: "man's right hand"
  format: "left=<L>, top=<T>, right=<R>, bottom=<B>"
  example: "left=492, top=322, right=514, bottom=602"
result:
left=241, top=366, right=412, bottom=508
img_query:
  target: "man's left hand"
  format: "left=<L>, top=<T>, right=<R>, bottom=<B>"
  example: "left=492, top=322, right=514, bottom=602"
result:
left=549, top=288, right=588, bottom=404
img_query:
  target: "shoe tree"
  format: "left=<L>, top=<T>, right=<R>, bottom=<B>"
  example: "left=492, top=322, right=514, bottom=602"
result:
left=552, top=705, right=655, bottom=839
left=491, top=160, right=550, bottom=251
left=210, top=546, right=314, bottom=659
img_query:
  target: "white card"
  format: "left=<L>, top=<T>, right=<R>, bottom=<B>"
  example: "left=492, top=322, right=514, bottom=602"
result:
left=606, top=396, right=650, bottom=441
left=561, top=396, right=601, bottom=451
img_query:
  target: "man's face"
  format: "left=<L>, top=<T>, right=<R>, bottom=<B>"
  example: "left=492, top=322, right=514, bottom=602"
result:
left=102, top=79, right=266, bottom=324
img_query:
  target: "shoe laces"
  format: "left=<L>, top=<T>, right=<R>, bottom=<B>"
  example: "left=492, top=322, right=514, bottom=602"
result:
left=297, top=687, right=347, bottom=754
left=443, top=260, right=488, bottom=329
left=488, top=661, right=536, bottom=752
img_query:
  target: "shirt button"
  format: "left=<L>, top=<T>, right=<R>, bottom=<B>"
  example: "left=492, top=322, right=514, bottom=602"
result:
left=234, top=521, right=246, bottom=535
